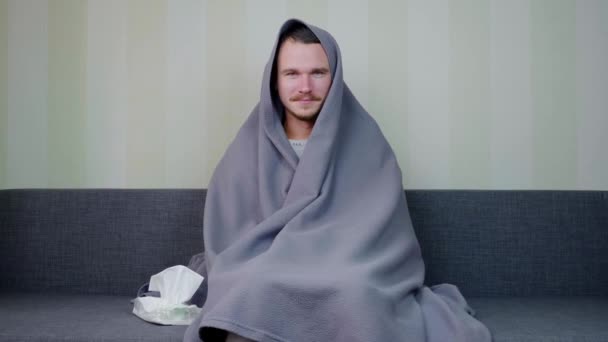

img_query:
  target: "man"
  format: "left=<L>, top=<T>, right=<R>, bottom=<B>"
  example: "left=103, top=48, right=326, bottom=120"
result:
left=184, top=19, right=491, bottom=342
left=274, top=25, right=331, bottom=150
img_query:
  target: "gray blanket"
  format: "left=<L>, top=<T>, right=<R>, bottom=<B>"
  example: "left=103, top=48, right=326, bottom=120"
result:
left=184, top=19, right=491, bottom=342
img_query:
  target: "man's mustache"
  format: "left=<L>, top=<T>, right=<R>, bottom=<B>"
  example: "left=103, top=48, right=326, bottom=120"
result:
left=290, top=95, right=322, bottom=101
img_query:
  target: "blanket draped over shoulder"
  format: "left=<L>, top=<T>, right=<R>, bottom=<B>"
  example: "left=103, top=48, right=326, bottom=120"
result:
left=184, top=19, right=491, bottom=342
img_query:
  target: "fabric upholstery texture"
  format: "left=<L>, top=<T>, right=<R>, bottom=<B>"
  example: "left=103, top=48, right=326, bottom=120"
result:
left=0, top=189, right=205, bottom=296
left=0, top=292, right=186, bottom=341
left=468, top=297, right=608, bottom=342
left=407, top=190, right=608, bottom=297
left=1, top=294, right=606, bottom=342
left=1, top=189, right=606, bottom=297
left=0, top=189, right=607, bottom=341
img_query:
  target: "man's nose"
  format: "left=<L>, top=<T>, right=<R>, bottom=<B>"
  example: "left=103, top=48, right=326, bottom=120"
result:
left=298, top=75, right=312, bottom=93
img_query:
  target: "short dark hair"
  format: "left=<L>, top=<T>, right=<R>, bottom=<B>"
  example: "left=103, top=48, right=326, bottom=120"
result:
left=278, top=22, right=320, bottom=46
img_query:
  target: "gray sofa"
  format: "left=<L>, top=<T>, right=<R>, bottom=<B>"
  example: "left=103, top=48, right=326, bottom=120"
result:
left=0, top=189, right=606, bottom=342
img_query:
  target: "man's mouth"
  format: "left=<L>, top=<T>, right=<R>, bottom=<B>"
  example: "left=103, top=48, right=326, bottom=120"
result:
left=292, top=97, right=319, bottom=103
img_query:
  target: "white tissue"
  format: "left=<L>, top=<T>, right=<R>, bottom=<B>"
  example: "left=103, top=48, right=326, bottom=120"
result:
left=132, top=265, right=204, bottom=325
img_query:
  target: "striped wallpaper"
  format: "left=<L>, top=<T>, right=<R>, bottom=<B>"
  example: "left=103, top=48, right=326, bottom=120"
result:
left=0, top=0, right=607, bottom=189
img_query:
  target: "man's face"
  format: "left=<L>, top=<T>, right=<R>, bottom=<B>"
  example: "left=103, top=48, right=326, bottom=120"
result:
left=276, top=39, right=332, bottom=122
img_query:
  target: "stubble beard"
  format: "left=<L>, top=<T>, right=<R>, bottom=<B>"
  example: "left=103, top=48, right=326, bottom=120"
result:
left=287, top=98, right=325, bottom=123
left=290, top=110, right=319, bottom=123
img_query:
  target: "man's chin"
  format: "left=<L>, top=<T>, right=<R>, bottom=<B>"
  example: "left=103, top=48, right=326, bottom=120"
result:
left=292, top=112, right=319, bottom=122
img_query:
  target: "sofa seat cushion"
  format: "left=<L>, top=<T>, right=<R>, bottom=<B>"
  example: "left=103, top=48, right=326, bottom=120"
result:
left=0, top=292, right=186, bottom=342
left=1, top=293, right=607, bottom=342
left=469, top=297, right=608, bottom=342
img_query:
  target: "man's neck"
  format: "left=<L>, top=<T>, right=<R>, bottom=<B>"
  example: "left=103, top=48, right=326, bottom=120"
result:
left=284, top=114, right=315, bottom=140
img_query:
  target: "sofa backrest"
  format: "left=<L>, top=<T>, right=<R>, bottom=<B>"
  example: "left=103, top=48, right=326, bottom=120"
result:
left=407, top=190, right=608, bottom=297
left=0, top=189, right=204, bottom=297
left=1, top=189, right=606, bottom=297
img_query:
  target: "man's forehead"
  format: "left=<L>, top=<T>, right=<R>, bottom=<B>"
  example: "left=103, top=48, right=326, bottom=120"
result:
left=276, top=40, right=330, bottom=68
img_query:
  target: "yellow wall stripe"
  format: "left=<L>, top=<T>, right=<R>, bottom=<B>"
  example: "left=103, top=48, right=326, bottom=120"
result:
left=531, top=0, right=577, bottom=189
left=7, top=0, right=49, bottom=188
left=489, top=0, right=534, bottom=188
left=575, top=0, right=608, bottom=189
left=166, top=0, right=208, bottom=187
left=48, top=0, right=87, bottom=187
left=0, top=0, right=7, bottom=188
left=450, top=0, right=491, bottom=188
left=126, top=0, right=168, bottom=187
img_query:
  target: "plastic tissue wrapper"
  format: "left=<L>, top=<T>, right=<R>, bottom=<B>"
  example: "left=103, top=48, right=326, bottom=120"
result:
left=132, top=265, right=204, bottom=325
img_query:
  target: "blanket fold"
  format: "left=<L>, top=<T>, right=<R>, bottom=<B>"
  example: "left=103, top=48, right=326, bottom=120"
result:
left=184, top=19, right=491, bottom=342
